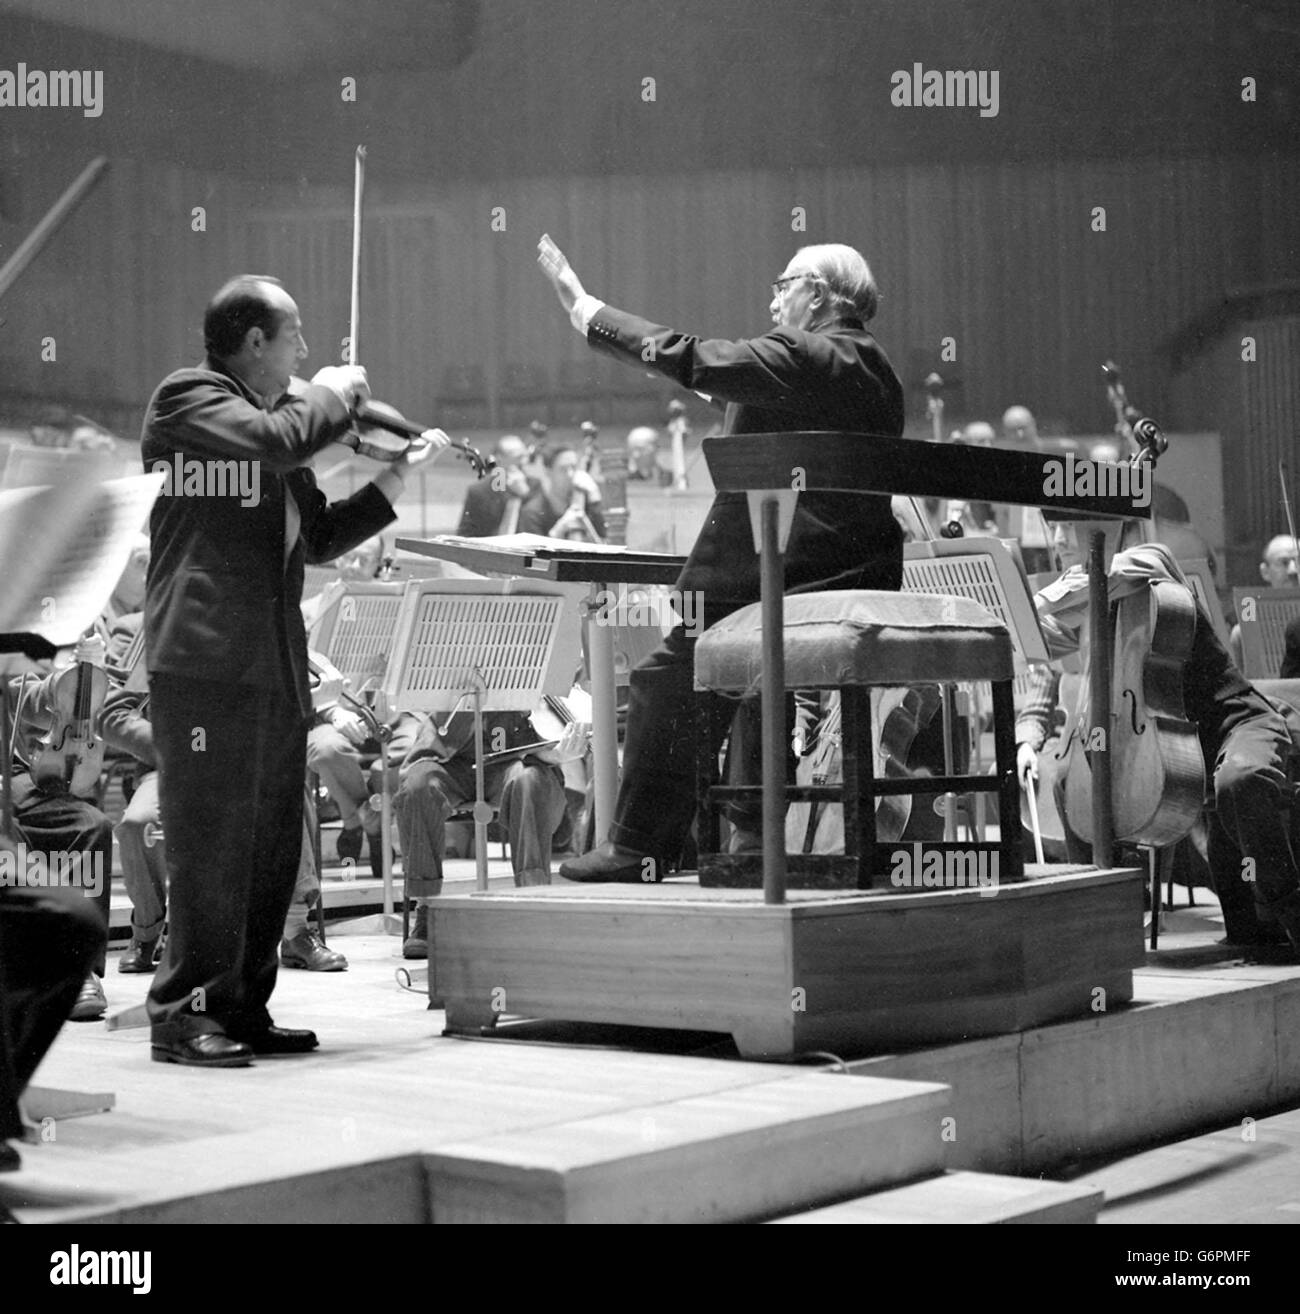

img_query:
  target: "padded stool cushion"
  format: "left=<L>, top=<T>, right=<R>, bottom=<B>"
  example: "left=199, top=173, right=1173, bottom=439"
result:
left=694, top=589, right=1015, bottom=691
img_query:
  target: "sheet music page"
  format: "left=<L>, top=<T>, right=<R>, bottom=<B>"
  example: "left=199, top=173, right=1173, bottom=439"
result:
left=436, top=533, right=676, bottom=558
left=0, top=473, right=163, bottom=646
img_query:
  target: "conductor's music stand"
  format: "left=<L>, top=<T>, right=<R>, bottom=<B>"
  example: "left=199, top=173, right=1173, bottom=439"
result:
left=380, top=578, right=584, bottom=893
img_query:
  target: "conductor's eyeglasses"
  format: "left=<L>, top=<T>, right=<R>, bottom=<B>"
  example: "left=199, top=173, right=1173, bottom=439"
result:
left=771, top=273, right=821, bottom=298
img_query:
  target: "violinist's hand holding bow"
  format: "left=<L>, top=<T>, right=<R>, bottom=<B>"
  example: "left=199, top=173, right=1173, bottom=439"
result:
left=309, top=364, right=371, bottom=411
left=536, top=719, right=590, bottom=766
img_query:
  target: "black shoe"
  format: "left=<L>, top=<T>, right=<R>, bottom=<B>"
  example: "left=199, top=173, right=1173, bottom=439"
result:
left=151, top=1034, right=254, bottom=1067
left=558, top=841, right=660, bottom=884
left=119, top=937, right=161, bottom=974
left=281, top=928, right=348, bottom=972
left=0, top=1141, right=20, bottom=1173
left=403, top=904, right=428, bottom=960
left=226, top=1025, right=319, bottom=1055
left=69, top=974, right=107, bottom=1022
left=336, top=824, right=364, bottom=863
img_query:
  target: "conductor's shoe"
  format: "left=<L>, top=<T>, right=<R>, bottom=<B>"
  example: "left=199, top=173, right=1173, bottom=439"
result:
left=227, top=1025, right=319, bottom=1055
left=558, top=842, right=659, bottom=884
left=69, top=974, right=106, bottom=1022
left=281, top=928, right=348, bottom=972
left=151, top=1034, right=254, bottom=1067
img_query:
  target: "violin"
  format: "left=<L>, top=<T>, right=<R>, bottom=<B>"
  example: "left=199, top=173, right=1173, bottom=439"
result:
left=350, top=399, right=495, bottom=478
left=29, top=631, right=109, bottom=797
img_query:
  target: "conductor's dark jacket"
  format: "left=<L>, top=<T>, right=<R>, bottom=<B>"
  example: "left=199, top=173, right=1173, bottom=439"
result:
left=141, top=362, right=396, bottom=716
left=586, top=306, right=906, bottom=603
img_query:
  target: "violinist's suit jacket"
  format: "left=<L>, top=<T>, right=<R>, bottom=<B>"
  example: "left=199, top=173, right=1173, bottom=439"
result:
left=141, top=361, right=395, bottom=1044
left=143, top=362, right=396, bottom=717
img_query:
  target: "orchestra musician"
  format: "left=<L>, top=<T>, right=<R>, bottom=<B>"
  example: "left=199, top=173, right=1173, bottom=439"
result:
left=626, top=425, right=674, bottom=487
left=538, top=236, right=905, bottom=881
left=393, top=706, right=589, bottom=959
left=517, top=443, right=606, bottom=542
left=456, top=434, right=536, bottom=538
left=1016, top=523, right=1300, bottom=954
left=141, top=273, right=448, bottom=1068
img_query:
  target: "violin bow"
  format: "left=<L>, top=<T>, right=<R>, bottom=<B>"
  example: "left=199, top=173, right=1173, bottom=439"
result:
left=349, top=145, right=366, bottom=367
left=1280, top=459, right=1299, bottom=556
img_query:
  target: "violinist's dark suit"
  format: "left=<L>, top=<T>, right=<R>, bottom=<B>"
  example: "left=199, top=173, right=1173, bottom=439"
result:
left=142, top=362, right=395, bottom=1045
left=581, top=306, right=905, bottom=863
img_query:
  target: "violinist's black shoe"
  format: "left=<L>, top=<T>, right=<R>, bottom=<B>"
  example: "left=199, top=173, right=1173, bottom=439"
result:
left=151, top=1034, right=254, bottom=1067
left=226, top=1025, right=318, bottom=1055
left=558, top=842, right=660, bottom=884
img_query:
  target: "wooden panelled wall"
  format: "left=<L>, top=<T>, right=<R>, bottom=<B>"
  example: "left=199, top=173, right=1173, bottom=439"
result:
left=4, top=152, right=1296, bottom=444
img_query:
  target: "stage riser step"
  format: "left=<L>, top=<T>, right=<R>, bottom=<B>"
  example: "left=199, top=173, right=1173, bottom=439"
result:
left=769, top=1170, right=1103, bottom=1224
left=426, top=1073, right=951, bottom=1224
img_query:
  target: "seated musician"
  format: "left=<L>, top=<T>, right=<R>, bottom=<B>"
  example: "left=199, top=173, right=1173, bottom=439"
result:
left=457, top=434, right=536, bottom=537
left=1015, top=522, right=1300, bottom=954
left=517, top=444, right=606, bottom=542
left=626, top=426, right=673, bottom=487
left=1228, top=534, right=1298, bottom=672
left=7, top=634, right=115, bottom=1022
left=393, top=704, right=590, bottom=959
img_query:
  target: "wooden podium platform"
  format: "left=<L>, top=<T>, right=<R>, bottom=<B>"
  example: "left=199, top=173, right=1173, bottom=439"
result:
left=431, top=865, right=1144, bottom=1058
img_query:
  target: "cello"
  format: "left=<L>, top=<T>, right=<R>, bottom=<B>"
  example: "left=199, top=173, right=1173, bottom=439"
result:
left=1050, top=364, right=1204, bottom=850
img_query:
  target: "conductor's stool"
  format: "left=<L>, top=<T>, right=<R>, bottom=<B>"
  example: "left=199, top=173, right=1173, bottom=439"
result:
left=693, top=590, right=1024, bottom=889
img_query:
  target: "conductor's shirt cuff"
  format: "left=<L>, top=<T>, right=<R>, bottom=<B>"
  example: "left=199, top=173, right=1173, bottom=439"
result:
left=571, top=294, right=606, bottom=335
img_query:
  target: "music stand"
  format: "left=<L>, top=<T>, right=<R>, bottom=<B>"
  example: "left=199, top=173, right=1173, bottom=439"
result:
left=380, top=579, right=584, bottom=893
left=901, top=537, right=1051, bottom=839
left=1232, top=586, right=1300, bottom=680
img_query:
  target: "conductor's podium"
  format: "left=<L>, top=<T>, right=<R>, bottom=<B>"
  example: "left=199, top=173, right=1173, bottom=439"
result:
left=430, top=869, right=1143, bottom=1058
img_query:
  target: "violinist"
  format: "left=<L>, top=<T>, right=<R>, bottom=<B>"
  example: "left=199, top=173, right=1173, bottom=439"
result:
left=517, top=444, right=606, bottom=542
left=141, top=273, right=449, bottom=1069
left=1015, top=522, right=1300, bottom=954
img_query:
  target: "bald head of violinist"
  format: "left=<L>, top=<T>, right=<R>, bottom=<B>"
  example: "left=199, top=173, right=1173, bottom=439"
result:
left=203, top=276, right=309, bottom=403
left=1260, top=534, right=1299, bottom=589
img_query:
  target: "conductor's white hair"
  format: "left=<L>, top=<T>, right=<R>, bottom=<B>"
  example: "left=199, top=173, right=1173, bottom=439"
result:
left=796, top=243, right=880, bottom=322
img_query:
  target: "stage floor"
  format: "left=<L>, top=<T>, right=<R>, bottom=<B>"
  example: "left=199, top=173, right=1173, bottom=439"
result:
left=7, top=865, right=1300, bottom=1225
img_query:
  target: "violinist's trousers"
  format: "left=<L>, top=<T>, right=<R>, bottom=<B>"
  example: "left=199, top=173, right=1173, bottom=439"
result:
left=146, top=674, right=308, bottom=1043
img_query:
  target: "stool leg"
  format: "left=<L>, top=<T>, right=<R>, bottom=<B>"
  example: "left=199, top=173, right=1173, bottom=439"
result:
left=840, top=686, right=876, bottom=888
left=696, top=692, right=723, bottom=859
left=991, top=680, right=1024, bottom=882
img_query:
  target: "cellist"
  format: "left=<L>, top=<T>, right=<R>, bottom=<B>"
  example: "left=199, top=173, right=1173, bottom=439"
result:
left=1016, top=521, right=1300, bottom=955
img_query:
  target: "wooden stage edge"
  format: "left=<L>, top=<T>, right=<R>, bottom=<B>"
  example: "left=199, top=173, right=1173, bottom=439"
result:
left=9, top=883, right=1300, bottom=1222
left=431, top=865, right=1146, bottom=1059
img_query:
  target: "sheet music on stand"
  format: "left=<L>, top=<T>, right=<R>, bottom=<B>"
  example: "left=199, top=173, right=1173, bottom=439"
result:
left=383, top=578, right=585, bottom=891
left=0, top=473, right=164, bottom=671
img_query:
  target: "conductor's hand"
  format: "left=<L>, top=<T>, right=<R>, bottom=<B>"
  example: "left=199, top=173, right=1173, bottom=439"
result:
left=1017, top=742, right=1039, bottom=787
left=537, top=719, right=590, bottom=766
left=537, top=234, right=587, bottom=315
left=311, top=364, right=371, bottom=411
